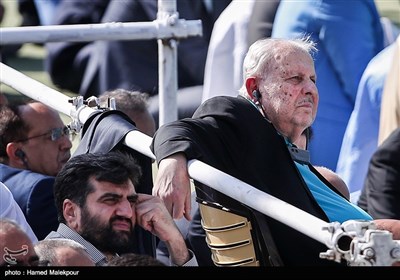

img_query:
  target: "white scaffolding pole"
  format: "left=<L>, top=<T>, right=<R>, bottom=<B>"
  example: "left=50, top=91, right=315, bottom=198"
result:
left=0, top=63, right=94, bottom=127
left=187, top=160, right=335, bottom=246
left=0, top=0, right=202, bottom=126
left=0, top=16, right=201, bottom=44
left=157, top=0, right=178, bottom=125
left=0, top=20, right=201, bottom=44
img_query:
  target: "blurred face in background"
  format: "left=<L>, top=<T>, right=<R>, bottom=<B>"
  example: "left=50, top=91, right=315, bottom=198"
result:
left=14, top=102, right=72, bottom=176
left=0, top=222, right=38, bottom=267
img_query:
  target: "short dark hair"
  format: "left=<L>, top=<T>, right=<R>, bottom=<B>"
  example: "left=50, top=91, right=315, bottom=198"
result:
left=54, top=152, right=142, bottom=223
left=0, top=103, right=29, bottom=162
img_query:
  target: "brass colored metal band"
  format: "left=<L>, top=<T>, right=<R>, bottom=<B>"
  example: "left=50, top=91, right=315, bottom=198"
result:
left=199, top=203, right=259, bottom=267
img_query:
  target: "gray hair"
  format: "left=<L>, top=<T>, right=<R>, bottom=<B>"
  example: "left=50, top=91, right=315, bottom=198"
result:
left=238, top=37, right=317, bottom=96
left=34, top=238, right=88, bottom=266
left=99, top=89, right=150, bottom=113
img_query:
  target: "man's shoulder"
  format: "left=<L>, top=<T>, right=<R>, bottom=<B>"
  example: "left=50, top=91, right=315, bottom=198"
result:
left=203, top=95, right=245, bottom=104
left=0, top=164, right=55, bottom=189
left=196, top=96, right=249, bottom=113
left=195, top=95, right=261, bottom=123
left=0, top=163, right=53, bottom=177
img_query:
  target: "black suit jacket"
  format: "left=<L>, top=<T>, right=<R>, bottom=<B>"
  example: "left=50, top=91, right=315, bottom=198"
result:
left=0, top=164, right=58, bottom=240
left=358, top=127, right=400, bottom=219
left=45, top=0, right=110, bottom=93
left=151, top=95, right=345, bottom=266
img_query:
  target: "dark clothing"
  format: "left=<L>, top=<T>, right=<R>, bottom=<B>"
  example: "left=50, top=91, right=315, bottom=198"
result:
left=95, top=0, right=230, bottom=98
left=18, top=0, right=40, bottom=26
left=46, top=0, right=231, bottom=97
left=358, top=127, right=400, bottom=219
left=0, top=164, right=58, bottom=240
left=151, top=95, right=345, bottom=266
left=45, top=0, right=109, bottom=93
left=46, top=0, right=231, bottom=126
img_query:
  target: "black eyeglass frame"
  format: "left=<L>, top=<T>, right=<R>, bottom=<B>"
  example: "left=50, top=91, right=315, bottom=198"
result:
left=14, top=126, right=71, bottom=143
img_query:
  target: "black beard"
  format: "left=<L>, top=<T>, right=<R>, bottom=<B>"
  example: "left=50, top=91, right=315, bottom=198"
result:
left=79, top=206, right=136, bottom=255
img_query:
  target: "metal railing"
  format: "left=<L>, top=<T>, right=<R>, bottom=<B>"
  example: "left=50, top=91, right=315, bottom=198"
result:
left=0, top=0, right=202, bottom=126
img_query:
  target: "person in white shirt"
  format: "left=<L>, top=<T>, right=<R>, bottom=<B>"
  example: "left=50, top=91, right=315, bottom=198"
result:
left=0, top=181, right=38, bottom=244
left=201, top=0, right=256, bottom=102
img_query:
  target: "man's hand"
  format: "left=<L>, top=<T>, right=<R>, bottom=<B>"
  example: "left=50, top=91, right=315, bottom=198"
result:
left=153, top=153, right=192, bottom=220
left=135, top=193, right=190, bottom=265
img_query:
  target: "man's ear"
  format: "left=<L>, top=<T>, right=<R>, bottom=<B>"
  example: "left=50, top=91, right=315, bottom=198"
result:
left=63, top=199, right=80, bottom=230
left=245, top=77, right=258, bottom=100
left=6, top=142, right=25, bottom=166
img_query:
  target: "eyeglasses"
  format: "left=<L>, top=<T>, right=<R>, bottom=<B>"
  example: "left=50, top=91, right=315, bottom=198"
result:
left=15, top=126, right=71, bottom=142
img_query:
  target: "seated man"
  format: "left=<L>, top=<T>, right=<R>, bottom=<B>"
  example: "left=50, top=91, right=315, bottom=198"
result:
left=45, top=152, right=197, bottom=266
left=0, top=181, right=37, bottom=243
left=0, top=101, right=72, bottom=239
left=151, top=37, right=400, bottom=266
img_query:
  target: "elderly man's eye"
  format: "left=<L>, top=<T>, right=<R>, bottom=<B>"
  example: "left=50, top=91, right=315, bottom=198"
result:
left=286, top=76, right=302, bottom=84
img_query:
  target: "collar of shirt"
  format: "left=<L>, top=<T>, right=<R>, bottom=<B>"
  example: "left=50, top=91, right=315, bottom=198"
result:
left=54, top=223, right=108, bottom=266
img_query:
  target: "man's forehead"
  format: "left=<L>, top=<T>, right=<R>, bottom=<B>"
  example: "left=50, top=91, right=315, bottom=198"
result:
left=90, top=178, right=136, bottom=193
left=278, top=54, right=315, bottom=74
left=23, top=106, right=57, bottom=118
left=2, top=232, right=33, bottom=250
left=21, top=104, right=61, bottom=123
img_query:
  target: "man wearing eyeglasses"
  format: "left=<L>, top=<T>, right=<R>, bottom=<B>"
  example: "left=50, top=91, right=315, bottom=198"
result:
left=0, top=101, right=72, bottom=240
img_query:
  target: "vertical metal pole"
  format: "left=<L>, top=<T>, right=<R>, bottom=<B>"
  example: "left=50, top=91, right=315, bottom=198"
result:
left=157, top=0, right=178, bottom=126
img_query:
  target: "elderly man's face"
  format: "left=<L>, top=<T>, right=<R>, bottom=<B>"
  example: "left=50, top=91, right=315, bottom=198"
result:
left=259, top=49, right=318, bottom=137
